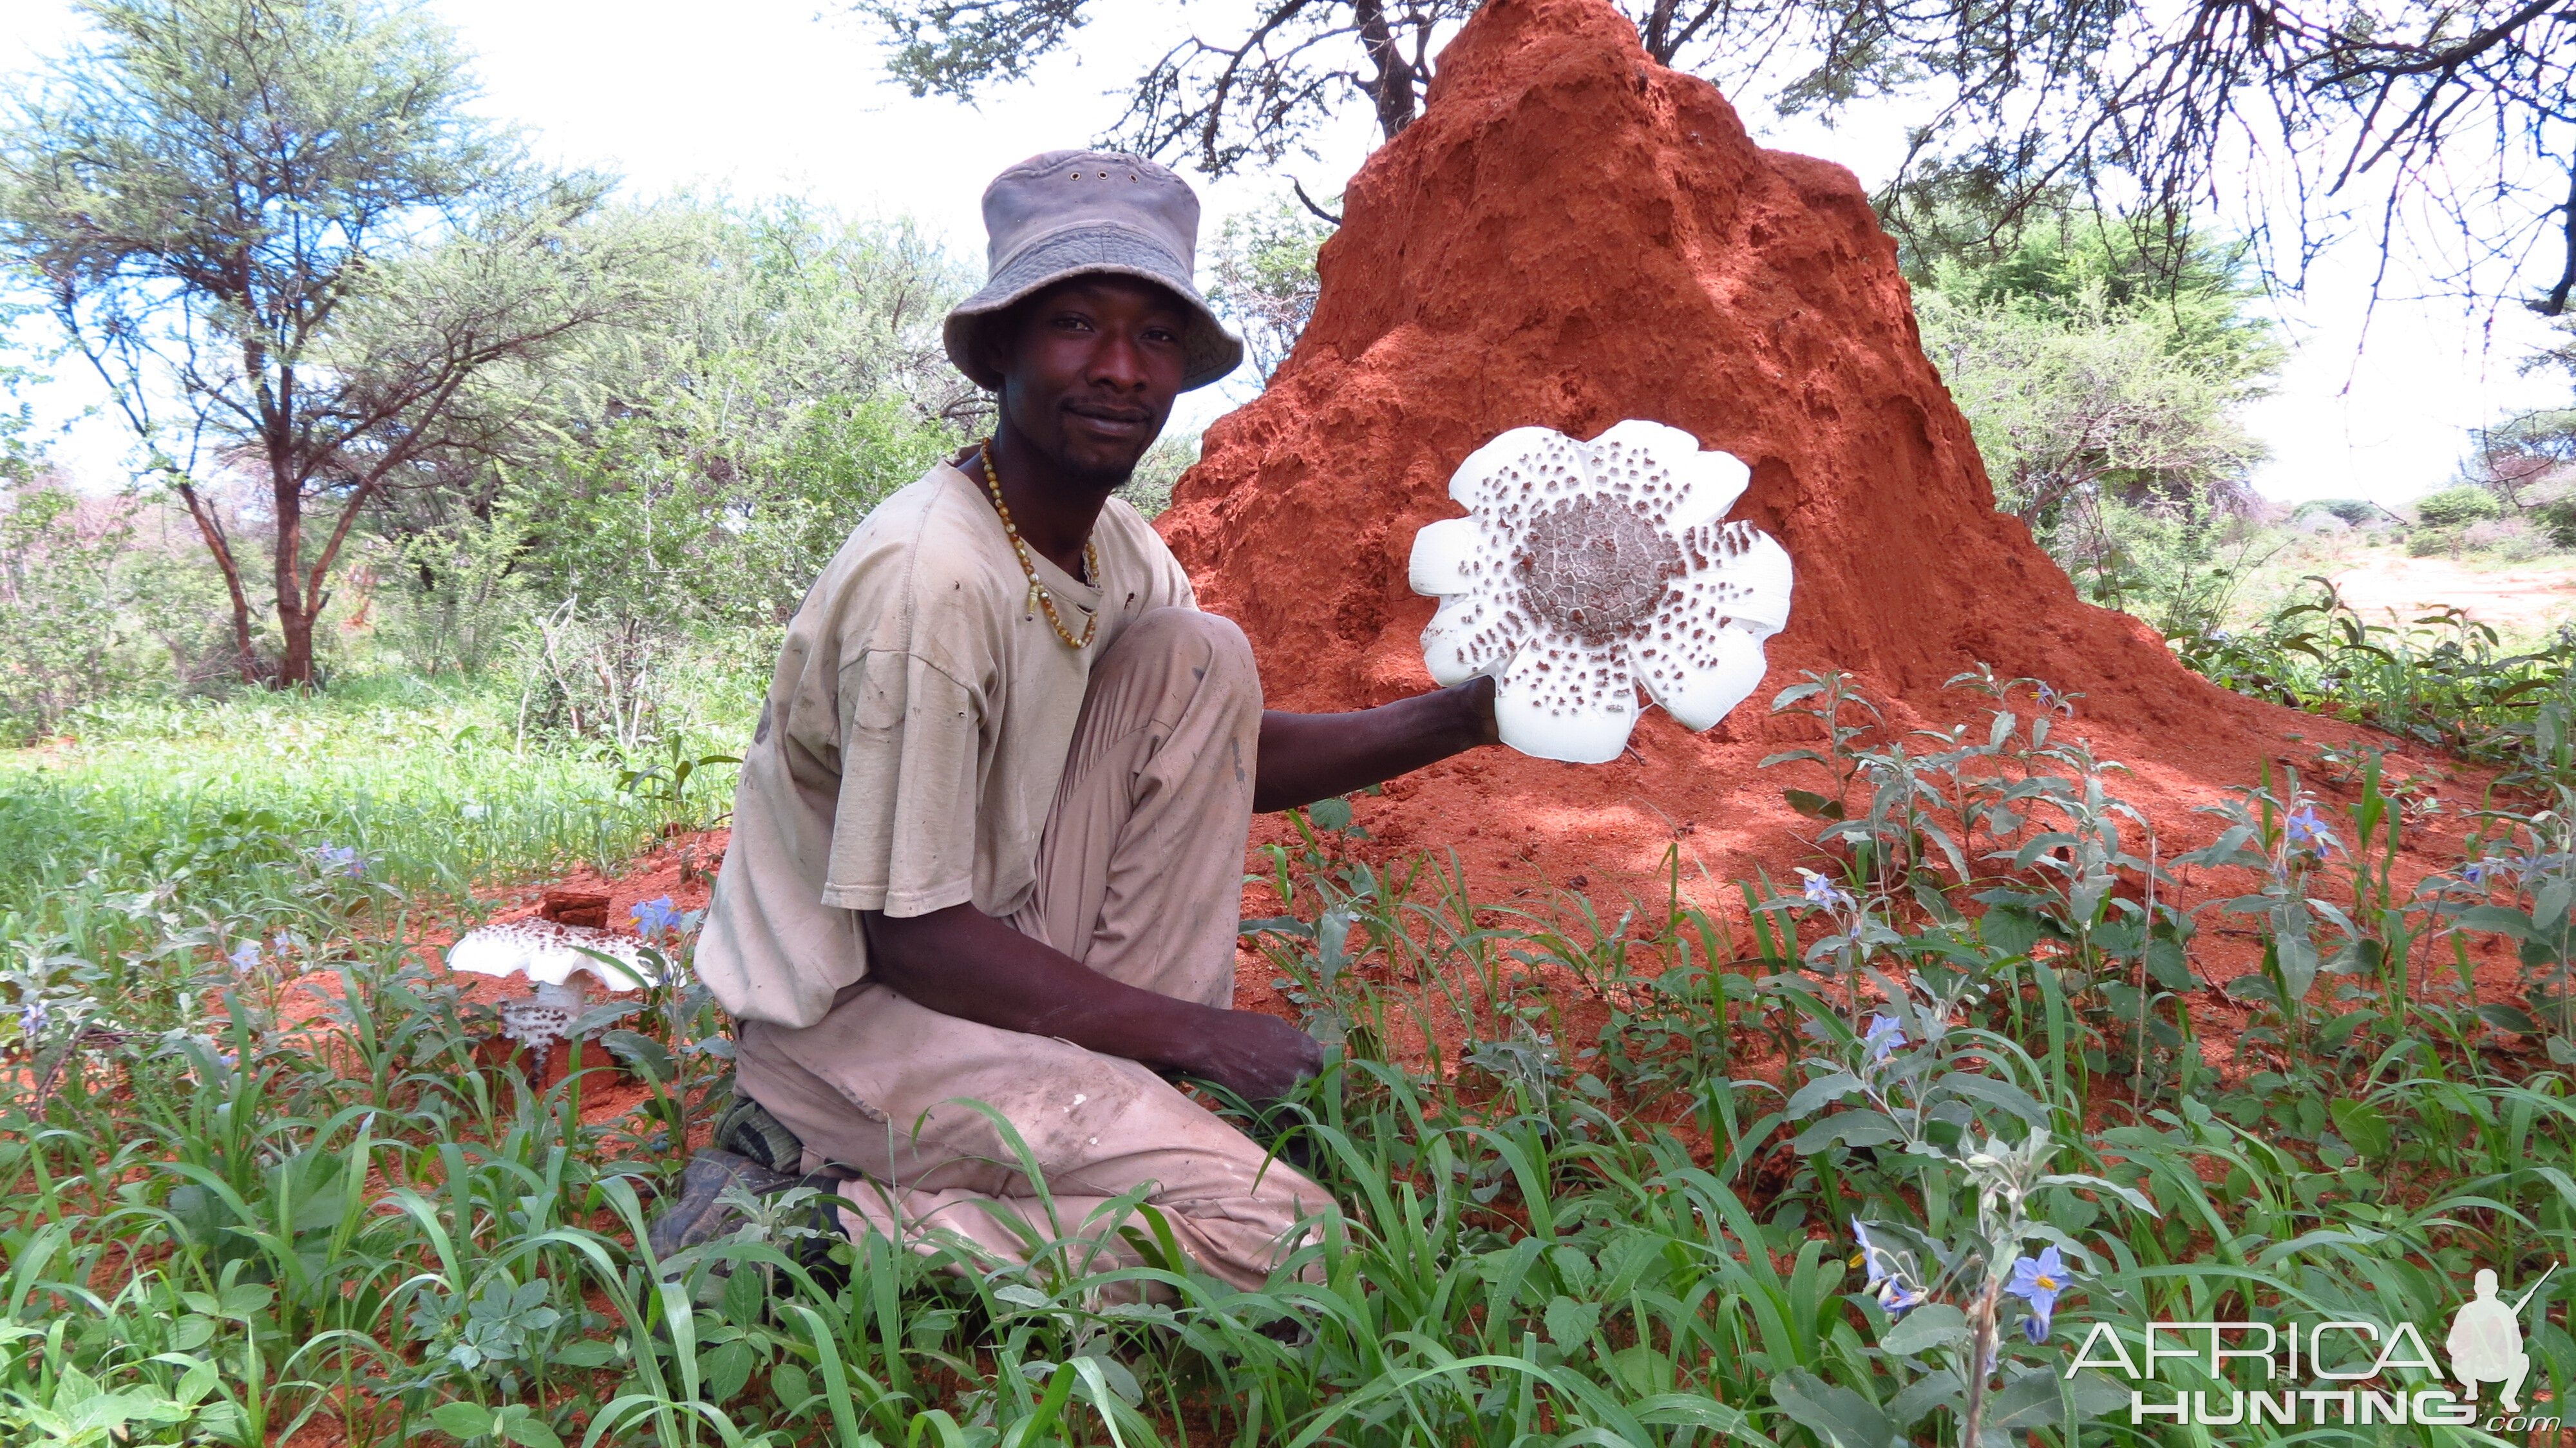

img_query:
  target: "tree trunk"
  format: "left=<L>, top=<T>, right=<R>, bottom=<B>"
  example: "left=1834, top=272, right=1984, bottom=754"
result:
left=287, top=481, right=381, bottom=689
left=1350, top=0, right=1421, bottom=141
left=2544, top=160, right=2575, bottom=317
left=272, top=463, right=315, bottom=688
left=170, top=477, right=265, bottom=683
left=1641, top=0, right=1681, bottom=62
left=276, top=602, right=316, bottom=685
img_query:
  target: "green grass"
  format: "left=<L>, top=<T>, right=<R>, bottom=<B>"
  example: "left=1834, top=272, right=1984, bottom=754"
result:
left=6, top=667, right=2576, bottom=1447
left=0, top=676, right=734, bottom=985
left=2173, top=575, right=2576, bottom=784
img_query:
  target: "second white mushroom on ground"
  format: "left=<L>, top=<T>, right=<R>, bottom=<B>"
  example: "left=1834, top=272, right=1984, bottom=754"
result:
left=446, top=919, right=659, bottom=1069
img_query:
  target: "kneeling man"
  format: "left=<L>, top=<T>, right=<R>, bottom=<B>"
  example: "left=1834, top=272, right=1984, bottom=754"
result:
left=658, top=149, right=1497, bottom=1290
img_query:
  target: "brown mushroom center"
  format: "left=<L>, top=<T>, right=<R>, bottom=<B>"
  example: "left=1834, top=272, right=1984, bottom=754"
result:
left=1513, top=494, right=1683, bottom=643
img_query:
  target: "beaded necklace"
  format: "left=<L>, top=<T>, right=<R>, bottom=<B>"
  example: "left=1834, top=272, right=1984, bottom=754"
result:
left=978, top=439, right=1100, bottom=649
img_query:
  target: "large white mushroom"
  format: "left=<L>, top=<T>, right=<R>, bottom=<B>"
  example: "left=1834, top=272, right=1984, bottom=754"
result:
left=1408, top=420, right=1794, bottom=764
left=446, top=919, right=659, bottom=1068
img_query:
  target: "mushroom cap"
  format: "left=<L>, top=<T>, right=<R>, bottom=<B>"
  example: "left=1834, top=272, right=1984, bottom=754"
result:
left=1408, top=420, right=1794, bottom=763
left=446, top=919, right=659, bottom=990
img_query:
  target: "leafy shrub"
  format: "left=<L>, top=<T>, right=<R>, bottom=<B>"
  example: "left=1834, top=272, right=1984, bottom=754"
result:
left=2057, top=495, right=2277, bottom=636
left=2538, top=497, right=2576, bottom=549
left=374, top=511, right=530, bottom=678
left=2297, top=497, right=2380, bottom=526
left=1122, top=430, right=1200, bottom=520
left=0, top=484, right=133, bottom=738
left=2463, top=516, right=2545, bottom=560
left=1917, top=284, right=2268, bottom=533
left=0, top=483, right=236, bottom=741
left=1206, top=193, right=1331, bottom=381
left=2171, top=576, right=2576, bottom=780
left=363, top=201, right=971, bottom=694
left=2413, top=484, right=2503, bottom=528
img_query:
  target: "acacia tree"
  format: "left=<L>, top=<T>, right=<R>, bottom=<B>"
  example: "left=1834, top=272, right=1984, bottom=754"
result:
left=2475, top=316, right=2576, bottom=511
left=859, top=0, right=2576, bottom=316
left=1908, top=216, right=2282, bottom=630
left=867, top=0, right=1473, bottom=176
left=383, top=198, right=972, bottom=645
left=0, top=0, right=637, bottom=686
left=1206, top=195, right=1333, bottom=379
left=0, top=302, right=41, bottom=485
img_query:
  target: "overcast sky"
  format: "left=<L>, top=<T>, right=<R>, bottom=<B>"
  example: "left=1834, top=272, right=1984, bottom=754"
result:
left=3, top=0, right=2566, bottom=506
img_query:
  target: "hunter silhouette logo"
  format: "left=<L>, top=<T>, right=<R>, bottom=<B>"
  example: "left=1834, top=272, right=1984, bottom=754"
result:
left=2448, top=1264, right=2552, bottom=1413
left=2070, top=1262, right=2561, bottom=1433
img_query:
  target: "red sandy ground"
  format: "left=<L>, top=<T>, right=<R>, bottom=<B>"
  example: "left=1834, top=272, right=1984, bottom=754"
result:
left=2329, top=551, right=2576, bottom=635
left=249, top=833, right=738, bottom=1132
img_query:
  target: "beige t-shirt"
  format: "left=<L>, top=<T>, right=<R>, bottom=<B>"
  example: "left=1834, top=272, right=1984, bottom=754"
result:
left=697, top=459, right=1198, bottom=1027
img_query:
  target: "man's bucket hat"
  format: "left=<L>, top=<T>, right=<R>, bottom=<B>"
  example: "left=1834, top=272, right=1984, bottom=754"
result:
left=943, top=149, right=1244, bottom=393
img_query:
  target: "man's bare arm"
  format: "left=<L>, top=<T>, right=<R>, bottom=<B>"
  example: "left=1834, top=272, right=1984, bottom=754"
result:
left=862, top=904, right=1321, bottom=1103
left=1253, top=676, right=1499, bottom=814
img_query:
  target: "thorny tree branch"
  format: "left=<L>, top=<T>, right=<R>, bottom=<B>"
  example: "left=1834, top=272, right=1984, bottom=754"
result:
left=860, top=0, right=1472, bottom=175
left=1861, top=0, right=2576, bottom=314
left=857, top=0, right=2573, bottom=314
left=1292, top=179, right=1343, bottom=225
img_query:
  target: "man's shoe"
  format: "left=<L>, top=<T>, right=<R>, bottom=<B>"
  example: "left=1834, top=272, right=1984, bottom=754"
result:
left=710, top=1087, right=806, bottom=1172
left=649, top=1147, right=825, bottom=1259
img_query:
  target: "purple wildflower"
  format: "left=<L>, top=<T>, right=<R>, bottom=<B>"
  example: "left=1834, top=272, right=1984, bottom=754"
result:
left=2283, top=806, right=2340, bottom=855
left=1863, top=1013, right=1906, bottom=1062
left=1877, top=1276, right=1928, bottom=1319
left=1800, top=870, right=1855, bottom=911
left=2005, top=1245, right=2068, bottom=1344
left=628, top=895, right=694, bottom=938
left=1852, top=1220, right=1926, bottom=1319
left=2462, top=856, right=2528, bottom=889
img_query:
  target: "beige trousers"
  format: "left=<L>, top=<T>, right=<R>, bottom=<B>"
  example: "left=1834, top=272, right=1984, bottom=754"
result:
left=735, top=609, right=1329, bottom=1291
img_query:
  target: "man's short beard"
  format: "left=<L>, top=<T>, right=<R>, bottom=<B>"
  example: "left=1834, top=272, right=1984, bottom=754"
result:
left=994, top=381, right=1153, bottom=490
left=1072, top=458, right=1141, bottom=490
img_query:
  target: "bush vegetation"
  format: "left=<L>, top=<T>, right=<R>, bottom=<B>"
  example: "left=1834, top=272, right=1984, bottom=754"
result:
left=2414, top=486, right=2505, bottom=530
left=10, top=669, right=2576, bottom=1445
left=2172, top=580, right=2576, bottom=779
left=2296, top=499, right=2382, bottom=528
left=2415, top=313, right=2576, bottom=559
left=0, top=189, right=976, bottom=748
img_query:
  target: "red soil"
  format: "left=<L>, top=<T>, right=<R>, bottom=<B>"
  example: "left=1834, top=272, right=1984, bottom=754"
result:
left=280, top=831, right=734, bottom=1129
left=1155, top=0, right=2503, bottom=942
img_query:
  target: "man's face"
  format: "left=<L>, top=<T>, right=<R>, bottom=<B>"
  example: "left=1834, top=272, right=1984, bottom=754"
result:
left=990, top=275, right=1188, bottom=486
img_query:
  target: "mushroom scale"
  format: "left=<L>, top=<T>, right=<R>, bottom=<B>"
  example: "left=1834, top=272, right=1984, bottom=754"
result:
left=1408, top=421, right=1794, bottom=763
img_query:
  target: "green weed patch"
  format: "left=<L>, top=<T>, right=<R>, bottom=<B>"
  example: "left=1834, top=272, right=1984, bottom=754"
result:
left=5, top=676, right=2576, bottom=1447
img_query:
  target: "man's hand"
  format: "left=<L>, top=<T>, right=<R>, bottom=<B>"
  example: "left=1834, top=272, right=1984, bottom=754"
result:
left=864, top=904, right=1321, bottom=1104
left=1254, top=674, right=1499, bottom=812
left=1179, top=1009, right=1324, bottom=1105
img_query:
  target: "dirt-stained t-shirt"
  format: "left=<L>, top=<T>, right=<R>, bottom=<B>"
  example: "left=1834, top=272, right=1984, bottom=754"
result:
left=697, top=459, right=1198, bottom=1027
